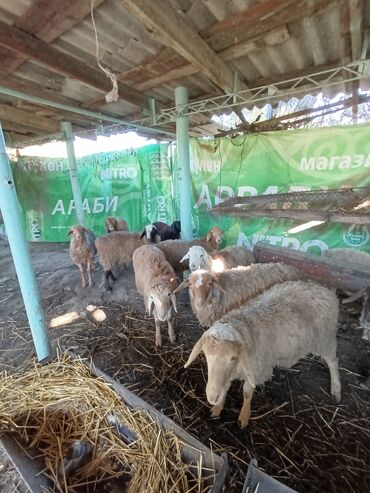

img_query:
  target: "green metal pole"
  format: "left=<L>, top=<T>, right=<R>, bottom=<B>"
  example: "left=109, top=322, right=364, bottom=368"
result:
left=175, top=87, right=192, bottom=241
left=0, top=124, right=50, bottom=361
left=61, top=122, right=84, bottom=225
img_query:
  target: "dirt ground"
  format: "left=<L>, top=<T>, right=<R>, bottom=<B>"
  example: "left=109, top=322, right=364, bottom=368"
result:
left=0, top=238, right=369, bottom=493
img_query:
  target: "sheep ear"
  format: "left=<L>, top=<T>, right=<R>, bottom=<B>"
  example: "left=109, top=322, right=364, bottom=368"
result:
left=170, top=293, right=177, bottom=313
left=140, top=230, right=146, bottom=239
left=206, top=231, right=212, bottom=241
left=211, top=274, right=225, bottom=293
left=184, top=337, right=203, bottom=368
left=180, top=252, right=190, bottom=263
left=173, top=278, right=189, bottom=294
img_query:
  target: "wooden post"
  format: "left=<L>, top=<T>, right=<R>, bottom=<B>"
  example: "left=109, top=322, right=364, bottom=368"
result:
left=253, top=243, right=370, bottom=292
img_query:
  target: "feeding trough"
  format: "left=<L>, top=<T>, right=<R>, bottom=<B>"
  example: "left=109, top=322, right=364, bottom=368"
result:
left=0, top=352, right=228, bottom=492
left=242, top=459, right=299, bottom=493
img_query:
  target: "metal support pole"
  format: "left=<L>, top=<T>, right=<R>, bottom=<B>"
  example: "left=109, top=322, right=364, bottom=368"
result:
left=175, top=87, right=192, bottom=241
left=0, top=124, right=50, bottom=361
left=61, top=121, right=84, bottom=225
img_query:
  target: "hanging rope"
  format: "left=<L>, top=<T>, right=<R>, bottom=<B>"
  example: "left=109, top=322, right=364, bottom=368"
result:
left=90, top=0, right=119, bottom=103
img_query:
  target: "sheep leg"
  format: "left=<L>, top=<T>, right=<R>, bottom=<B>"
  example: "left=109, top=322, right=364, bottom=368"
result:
left=238, top=383, right=254, bottom=429
left=167, top=315, right=176, bottom=343
left=87, top=260, right=94, bottom=288
left=103, top=270, right=112, bottom=291
left=323, top=355, right=341, bottom=402
left=77, top=264, right=86, bottom=288
left=155, top=318, right=162, bottom=348
left=211, top=396, right=226, bottom=418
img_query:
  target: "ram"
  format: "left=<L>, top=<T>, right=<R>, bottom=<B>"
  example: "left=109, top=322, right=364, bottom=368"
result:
left=180, top=245, right=254, bottom=273
left=133, top=245, right=178, bottom=347
left=175, top=262, right=304, bottom=326
left=95, top=232, right=149, bottom=290
left=156, top=226, right=224, bottom=272
left=184, top=280, right=341, bottom=428
left=68, top=225, right=96, bottom=288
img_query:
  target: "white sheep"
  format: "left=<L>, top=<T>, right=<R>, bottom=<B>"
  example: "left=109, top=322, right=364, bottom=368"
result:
left=180, top=245, right=254, bottom=273
left=68, top=225, right=96, bottom=288
left=133, top=245, right=178, bottom=347
left=184, top=280, right=341, bottom=428
left=156, top=226, right=225, bottom=273
left=95, top=232, right=149, bottom=290
left=174, top=262, right=304, bottom=327
left=105, top=216, right=128, bottom=233
left=324, top=247, right=370, bottom=340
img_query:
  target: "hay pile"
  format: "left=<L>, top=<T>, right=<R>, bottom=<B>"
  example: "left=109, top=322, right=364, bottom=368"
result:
left=0, top=354, right=215, bottom=493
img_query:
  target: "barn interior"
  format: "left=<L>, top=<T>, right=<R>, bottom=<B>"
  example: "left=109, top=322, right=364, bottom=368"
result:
left=0, top=1, right=369, bottom=492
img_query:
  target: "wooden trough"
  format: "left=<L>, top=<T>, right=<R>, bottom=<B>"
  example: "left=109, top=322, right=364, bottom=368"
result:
left=1, top=353, right=228, bottom=493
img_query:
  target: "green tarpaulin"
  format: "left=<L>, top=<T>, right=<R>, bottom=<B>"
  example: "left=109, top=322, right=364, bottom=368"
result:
left=6, top=124, right=370, bottom=253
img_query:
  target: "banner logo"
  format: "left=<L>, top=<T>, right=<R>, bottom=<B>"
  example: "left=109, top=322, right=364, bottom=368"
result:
left=343, top=226, right=369, bottom=247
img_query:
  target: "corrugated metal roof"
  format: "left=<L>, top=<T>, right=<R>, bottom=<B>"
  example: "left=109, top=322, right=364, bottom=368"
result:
left=0, top=0, right=368, bottom=145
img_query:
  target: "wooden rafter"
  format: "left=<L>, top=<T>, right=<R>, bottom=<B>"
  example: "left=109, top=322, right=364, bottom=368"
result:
left=1, top=0, right=105, bottom=75
left=0, top=104, right=60, bottom=133
left=0, top=19, right=147, bottom=109
left=119, top=0, right=249, bottom=94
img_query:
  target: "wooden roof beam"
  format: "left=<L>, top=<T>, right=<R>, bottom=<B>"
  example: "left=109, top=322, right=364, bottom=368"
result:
left=119, top=0, right=249, bottom=94
left=0, top=19, right=148, bottom=109
left=133, top=26, right=289, bottom=92
left=0, top=104, right=60, bottom=133
left=1, top=0, right=105, bottom=75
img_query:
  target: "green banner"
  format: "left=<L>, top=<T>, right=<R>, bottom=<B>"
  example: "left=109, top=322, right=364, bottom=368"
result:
left=189, top=124, right=370, bottom=254
left=11, top=143, right=175, bottom=242
left=6, top=124, right=370, bottom=252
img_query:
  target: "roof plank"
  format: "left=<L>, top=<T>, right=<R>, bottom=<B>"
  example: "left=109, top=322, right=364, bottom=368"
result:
left=2, top=0, right=105, bottom=75
left=0, top=103, right=60, bottom=133
left=0, top=19, right=148, bottom=109
left=119, top=0, right=247, bottom=93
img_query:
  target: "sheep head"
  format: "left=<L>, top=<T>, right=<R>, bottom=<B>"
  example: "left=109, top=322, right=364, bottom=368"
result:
left=147, top=281, right=177, bottom=322
left=175, top=270, right=225, bottom=311
left=206, top=226, right=224, bottom=249
left=68, top=225, right=87, bottom=241
left=180, top=246, right=211, bottom=272
left=105, top=217, right=118, bottom=233
left=184, top=323, right=254, bottom=407
left=141, top=224, right=160, bottom=243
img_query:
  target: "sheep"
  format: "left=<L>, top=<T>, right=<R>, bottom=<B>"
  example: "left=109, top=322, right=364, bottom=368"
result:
left=323, top=248, right=370, bottom=340
left=174, top=262, right=304, bottom=327
left=180, top=245, right=254, bottom=273
left=95, top=232, right=149, bottom=291
left=140, top=220, right=181, bottom=242
left=68, top=225, right=96, bottom=288
left=105, top=216, right=128, bottom=233
left=156, top=227, right=225, bottom=272
left=184, top=280, right=341, bottom=428
left=133, top=245, right=178, bottom=347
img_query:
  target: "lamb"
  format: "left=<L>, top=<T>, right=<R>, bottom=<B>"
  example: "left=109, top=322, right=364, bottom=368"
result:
left=95, top=232, right=149, bottom=290
left=141, top=221, right=181, bottom=242
left=180, top=245, right=254, bottom=273
left=184, top=280, right=341, bottom=428
left=156, top=226, right=225, bottom=272
left=105, top=216, right=128, bottom=233
left=133, top=245, right=178, bottom=347
left=174, top=262, right=304, bottom=327
left=324, top=248, right=370, bottom=340
left=68, top=225, right=96, bottom=288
